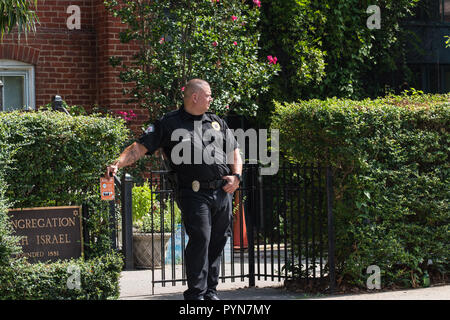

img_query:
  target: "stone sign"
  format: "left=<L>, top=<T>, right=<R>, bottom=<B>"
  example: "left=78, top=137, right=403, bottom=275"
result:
left=8, top=206, right=83, bottom=263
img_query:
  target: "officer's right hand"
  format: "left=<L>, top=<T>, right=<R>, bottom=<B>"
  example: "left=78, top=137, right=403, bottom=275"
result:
left=105, top=163, right=118, bottom=178
left=222, top=175, right=240, bottom=194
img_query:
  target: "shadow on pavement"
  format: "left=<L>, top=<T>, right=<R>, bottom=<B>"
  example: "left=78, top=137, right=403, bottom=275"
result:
left=120, top=286, right=314, bottom=300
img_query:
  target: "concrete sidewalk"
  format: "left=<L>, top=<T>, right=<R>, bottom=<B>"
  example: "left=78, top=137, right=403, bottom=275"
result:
left=119, top=270, right=450, bottom=300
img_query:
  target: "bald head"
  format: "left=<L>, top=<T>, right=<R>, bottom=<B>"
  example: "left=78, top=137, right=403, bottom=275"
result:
left=183, top=79, right=209, bottom=100
left=183, top=79, right=213, bottom=115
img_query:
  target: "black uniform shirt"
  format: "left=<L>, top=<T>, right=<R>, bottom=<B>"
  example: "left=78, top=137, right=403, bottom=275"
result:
left=137, top=105, right=239, bottom=186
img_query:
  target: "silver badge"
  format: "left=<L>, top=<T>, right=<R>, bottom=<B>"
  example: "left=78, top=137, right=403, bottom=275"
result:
left=192, top=180, right=200, bottom=192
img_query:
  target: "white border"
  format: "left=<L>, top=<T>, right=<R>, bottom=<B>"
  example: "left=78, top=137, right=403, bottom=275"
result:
left=0, top=59, right=35, bottom=111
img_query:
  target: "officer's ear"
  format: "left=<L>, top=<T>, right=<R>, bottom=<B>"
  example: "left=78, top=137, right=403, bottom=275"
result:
left=192, top=92, right=198, bottom=104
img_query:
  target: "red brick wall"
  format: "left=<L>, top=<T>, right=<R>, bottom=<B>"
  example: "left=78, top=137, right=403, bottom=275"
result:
left=0, top=0, right=148, bottom=134
left=93, top=0, right=145, bottom=134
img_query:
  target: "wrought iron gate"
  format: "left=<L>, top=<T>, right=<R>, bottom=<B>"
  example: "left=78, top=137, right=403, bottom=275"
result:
left=112, top=163, right=336, bottom=294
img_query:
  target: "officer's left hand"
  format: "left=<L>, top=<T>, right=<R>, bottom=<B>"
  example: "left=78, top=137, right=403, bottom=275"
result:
left=222, top=175, right=239, bottom=194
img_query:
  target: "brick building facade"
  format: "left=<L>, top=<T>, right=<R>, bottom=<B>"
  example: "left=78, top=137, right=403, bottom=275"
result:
left=0, top=0, right=146, bottom=133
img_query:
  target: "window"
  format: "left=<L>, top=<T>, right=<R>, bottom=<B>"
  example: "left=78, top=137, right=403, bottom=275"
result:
left=412, top=0, right=450, bottom=22
left=440, top=0, right=450, bottom=22
left=0, top=59, right=35, bottom=111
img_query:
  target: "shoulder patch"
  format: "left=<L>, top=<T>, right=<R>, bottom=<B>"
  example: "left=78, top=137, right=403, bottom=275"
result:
left=145, top=124, right=155, bottom=134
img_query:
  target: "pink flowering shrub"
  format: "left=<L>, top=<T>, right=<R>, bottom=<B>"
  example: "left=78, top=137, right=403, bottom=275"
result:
left=267, top=55, right=278, bottom=65
left=116, top=110, right=137, bottom=122
left=105, top=0, right=279, bottom=119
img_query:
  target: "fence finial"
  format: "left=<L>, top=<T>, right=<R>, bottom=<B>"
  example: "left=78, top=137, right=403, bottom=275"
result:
left=52, top=95, right=70, bottom=115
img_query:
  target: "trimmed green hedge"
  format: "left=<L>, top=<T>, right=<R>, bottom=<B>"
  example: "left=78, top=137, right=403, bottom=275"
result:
left=0, top=177, right=20, bottom=267
left=0, top=110, right=130, bottom=257
left=0, top=252, right=123, bottom=300
left=0, top=110, right=128, bottom=299
left=271, top=93, right=449, bottom=288
left=0, top=110, right=130, bottom=208
left=0, top=154, right=123, bottom=300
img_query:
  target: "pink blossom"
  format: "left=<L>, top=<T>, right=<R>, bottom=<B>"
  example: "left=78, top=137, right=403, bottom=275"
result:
left=181, top=87, right=185, bottom=92
left=225, top=105, right=229, bottom=110
left=253, top=0, right=261, bottom=8
left=116, top=110, right=136, bottom=122
left=231, top=16, right=238, bottom=21
left=212, top=41, right=218, bottom=47
left=267, top=55, right=278, bottom=65
left=233, top=41, right=237, bottom=46
left=159, top=37, right=165, bottom=44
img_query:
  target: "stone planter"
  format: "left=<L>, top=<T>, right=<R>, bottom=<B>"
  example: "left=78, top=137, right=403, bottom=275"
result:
left=133, top=232, right=171, bottom=269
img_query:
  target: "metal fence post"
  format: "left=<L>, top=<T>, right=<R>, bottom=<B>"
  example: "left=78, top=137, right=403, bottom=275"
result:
left=81, top=203, right=90, bottom=257
left=326, top=167, right=336, bottom=294
left=121, top=173, right=134, bottom=270
left=0, top=80, right=3, bottom=110
left=109, top=200, right=117, bottom=250
left=246, top=164, right=256, bottom=287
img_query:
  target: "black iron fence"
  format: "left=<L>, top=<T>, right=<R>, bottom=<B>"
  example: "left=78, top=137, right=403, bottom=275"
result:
left=50, top=98, right=336, bottom=293
left=249, top=164, right=336, bottom=292
left=108, top=163, right=336, bottom=294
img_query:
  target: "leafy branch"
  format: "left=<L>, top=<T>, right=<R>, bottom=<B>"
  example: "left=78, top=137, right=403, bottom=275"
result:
left=104, top=0, right=280, bottom=121
left=0, top=0, right=39, bottom=41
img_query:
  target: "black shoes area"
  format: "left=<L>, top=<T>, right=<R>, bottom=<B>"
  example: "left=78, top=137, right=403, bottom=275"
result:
left=184, top=293, right=220, bottom=301
left=204, top=293, right=220, bottom=300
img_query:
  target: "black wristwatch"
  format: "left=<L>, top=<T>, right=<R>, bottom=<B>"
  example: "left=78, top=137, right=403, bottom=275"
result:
left=233, top=173, right=242, bottom=182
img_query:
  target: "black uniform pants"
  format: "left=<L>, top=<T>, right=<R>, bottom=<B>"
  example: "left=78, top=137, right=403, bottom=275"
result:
left=178, top=187, right=233, bottom=300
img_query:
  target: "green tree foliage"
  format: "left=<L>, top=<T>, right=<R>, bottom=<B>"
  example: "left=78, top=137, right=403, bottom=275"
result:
left=259, top=0, right=326, bottom=102
left=104, top=0, right=280, bottom=120
left=258, top=0, right=421, bottom=120
left=0, top=0, right=39, bottom=40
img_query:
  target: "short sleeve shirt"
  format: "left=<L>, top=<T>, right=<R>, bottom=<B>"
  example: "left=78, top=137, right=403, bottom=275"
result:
left=137, top=105, right=239, bottom=185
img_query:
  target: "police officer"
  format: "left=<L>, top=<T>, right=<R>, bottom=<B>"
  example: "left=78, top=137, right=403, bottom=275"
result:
left=105, top=79, right=242, bottom=300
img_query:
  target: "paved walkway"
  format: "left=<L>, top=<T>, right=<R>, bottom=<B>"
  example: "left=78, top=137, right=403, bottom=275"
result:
left=119, top=270, right=449, bottom=300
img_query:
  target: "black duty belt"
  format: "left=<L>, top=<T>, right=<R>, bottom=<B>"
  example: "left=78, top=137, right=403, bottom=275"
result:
left=181, top=179, right=225, bottom=192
